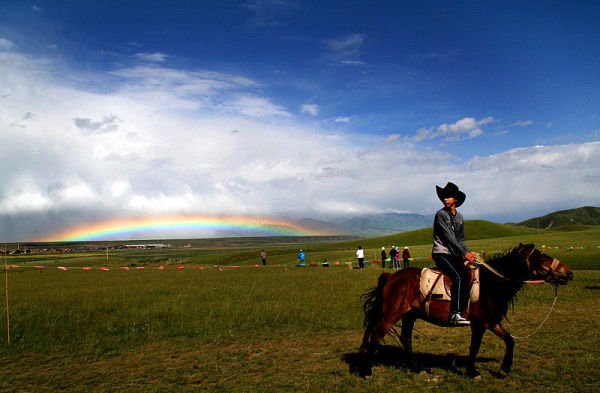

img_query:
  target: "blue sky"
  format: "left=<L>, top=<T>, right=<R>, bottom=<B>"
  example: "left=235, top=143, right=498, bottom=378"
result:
left=1, top=1, right=599, bottom=240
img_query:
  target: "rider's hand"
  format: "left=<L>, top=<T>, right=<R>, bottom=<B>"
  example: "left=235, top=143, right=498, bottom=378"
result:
left=465, top=252, right=477, bottom=263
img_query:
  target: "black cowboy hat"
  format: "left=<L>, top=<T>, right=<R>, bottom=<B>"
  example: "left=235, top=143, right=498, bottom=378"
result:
left=436, top=182, right=466, bottom=207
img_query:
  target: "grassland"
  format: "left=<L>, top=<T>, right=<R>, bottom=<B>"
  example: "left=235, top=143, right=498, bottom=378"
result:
left=0, top=222, right=599, bottom=392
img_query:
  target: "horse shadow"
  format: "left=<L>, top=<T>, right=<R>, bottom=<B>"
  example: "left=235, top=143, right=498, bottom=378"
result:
left=342, top=345, right=496, bottom=377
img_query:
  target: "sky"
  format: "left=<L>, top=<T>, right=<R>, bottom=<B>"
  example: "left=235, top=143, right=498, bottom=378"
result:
left=1, top=1, right=599, bottom=241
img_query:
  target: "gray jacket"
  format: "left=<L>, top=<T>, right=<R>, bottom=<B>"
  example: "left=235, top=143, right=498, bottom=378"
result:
left=432, top=207, right=469, bottom=257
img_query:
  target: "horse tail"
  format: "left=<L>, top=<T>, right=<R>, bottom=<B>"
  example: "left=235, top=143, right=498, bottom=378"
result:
left=361, top=273, right=390, bottom=338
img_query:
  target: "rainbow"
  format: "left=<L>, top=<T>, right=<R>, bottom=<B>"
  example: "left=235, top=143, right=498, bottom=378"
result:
left=39, top=215, right=328, bottom=242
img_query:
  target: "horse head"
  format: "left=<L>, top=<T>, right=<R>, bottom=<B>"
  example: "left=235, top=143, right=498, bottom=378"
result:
left=519, top=243, right=573, bottom=285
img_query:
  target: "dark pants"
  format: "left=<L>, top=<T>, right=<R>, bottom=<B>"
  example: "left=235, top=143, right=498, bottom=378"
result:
left=403, top=257, right=409, bottom=269
left=358, top=258, right=364, bottom=268
left=433, top=253, right=469, bottom=313
left=262, top=258, right=266, bottom=266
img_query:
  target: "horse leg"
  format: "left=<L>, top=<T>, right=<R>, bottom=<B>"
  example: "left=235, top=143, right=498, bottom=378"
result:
left=400, top=314, right=430, bottom=373
left=358, top=308, right=405, bottom=377
left=489, top=323, right=514, bottom=378
left=400, top=315, right=415, bottom=352
left=467, top=321, right=486, bottom=379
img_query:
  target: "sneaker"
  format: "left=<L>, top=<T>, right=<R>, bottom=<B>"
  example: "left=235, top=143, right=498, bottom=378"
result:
left=449, top=312, right=470, bottom=325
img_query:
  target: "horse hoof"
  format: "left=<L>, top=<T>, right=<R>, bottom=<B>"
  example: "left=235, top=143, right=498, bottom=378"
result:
left=498, top=368, right=508, bottom=379
left=474, top=374, right=483, bottom=381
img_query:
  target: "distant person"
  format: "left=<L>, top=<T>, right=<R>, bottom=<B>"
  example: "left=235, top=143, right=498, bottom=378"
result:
left=432, top=182, right=477, bottom=326
left=380, top=247, right=387, bottom=268
left=402, top=246, right=411, bottom=269
left=389, top=246, right=398, bottom=269
left=298, top=249, right=305, bottom=265
left=357, top=246, right=365, bottom=269
left=260, top=249, right=267, bottom=266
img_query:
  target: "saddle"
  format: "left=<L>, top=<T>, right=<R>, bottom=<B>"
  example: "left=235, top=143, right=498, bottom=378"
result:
left=419, top=266, right=480, bottom=316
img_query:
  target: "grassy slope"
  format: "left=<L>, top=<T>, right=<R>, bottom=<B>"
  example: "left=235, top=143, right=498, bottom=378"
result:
left=519, top=206, right=600, bottom=228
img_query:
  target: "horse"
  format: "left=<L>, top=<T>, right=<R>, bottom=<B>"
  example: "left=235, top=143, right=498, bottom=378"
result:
left=359, top=243, right=573, bottom=379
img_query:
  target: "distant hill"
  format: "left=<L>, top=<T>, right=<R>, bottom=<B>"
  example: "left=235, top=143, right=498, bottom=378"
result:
left=311, top=219, right=536, bottom=251
left=303, top=207, right=600, bottom=238
left=298, top=213, right=432, bottom=236
left=518, top=206, right=600, bottom=229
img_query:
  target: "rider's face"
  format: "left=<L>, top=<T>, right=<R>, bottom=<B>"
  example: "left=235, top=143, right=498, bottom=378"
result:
left=443, top=197, right=457, bottom=208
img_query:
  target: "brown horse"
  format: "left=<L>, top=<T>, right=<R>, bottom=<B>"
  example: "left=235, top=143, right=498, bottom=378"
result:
left=359, top=244, right=573, bottom=378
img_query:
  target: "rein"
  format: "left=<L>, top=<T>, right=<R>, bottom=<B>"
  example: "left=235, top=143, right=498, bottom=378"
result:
left=474, top=255, right=508, bottom=280
left=511, top=284, right=558, bottom=340
left=474, top=249, right=560, bottom=340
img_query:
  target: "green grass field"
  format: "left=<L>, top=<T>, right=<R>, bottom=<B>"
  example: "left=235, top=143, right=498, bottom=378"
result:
left=0, top=223, right=599, bottom=392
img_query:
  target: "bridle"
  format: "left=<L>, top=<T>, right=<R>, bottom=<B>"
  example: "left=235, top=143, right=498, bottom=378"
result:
left=476, top=247, right=560, bottom=284
left=526, top=247, right=561, bottom=283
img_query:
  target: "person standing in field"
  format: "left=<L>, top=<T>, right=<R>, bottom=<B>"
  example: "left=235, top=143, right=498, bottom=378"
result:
left=380, top=247, right=387, bottom=268
left=432, top=182, right=477, bottom=325
left=357, top=246, right=365, bottom=269
left=260, top=249, right=267, bottom=266
left=402, top=246, right=411, bottom=269
left=389, top=246, right=398, bottom=269
left=298, top=249, right=305, bottom=265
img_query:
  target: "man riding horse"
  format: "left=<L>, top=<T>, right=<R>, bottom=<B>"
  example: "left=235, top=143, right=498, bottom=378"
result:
left=432, top=182, right=477, bottom=325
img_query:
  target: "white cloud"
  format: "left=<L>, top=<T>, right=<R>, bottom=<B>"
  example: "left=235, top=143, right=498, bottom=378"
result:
left=226, top=95, right=290, bottom=117
left=301, top=104, right=319, bottom=116
left=332, top=116, right=351, bottom=123
left=410, top=117, right=496, bottom=141
left=0, top=38, right=15, bottom=50
left=0, top=191, right=52, bottom=213
left=462, top=142, right=600, bottom=218
left=511, top=120, right=533, bottom=127
left=325, top=33, right=365, bottom=64
left=134, top=52, right=169, bottom=62
left=1, top=46, right=599, bottom=240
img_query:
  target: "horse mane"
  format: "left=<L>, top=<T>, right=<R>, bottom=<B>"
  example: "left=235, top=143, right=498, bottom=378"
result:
left=479, top=244, right=532, bottom=315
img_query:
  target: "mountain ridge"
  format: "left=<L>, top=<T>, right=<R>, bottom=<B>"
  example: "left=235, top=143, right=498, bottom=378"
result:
left=299, top=206, right=600, bottom=236
left=517, top=206, right=600, bottom=229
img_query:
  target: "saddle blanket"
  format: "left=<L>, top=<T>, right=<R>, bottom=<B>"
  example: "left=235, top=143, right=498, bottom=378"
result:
left=419, top=268, right=451, bottom=301
left=419, top=267, right=480, bottom=303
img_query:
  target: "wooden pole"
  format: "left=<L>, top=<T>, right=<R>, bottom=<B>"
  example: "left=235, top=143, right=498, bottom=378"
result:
left=4, top=237, right=9, bottom=345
